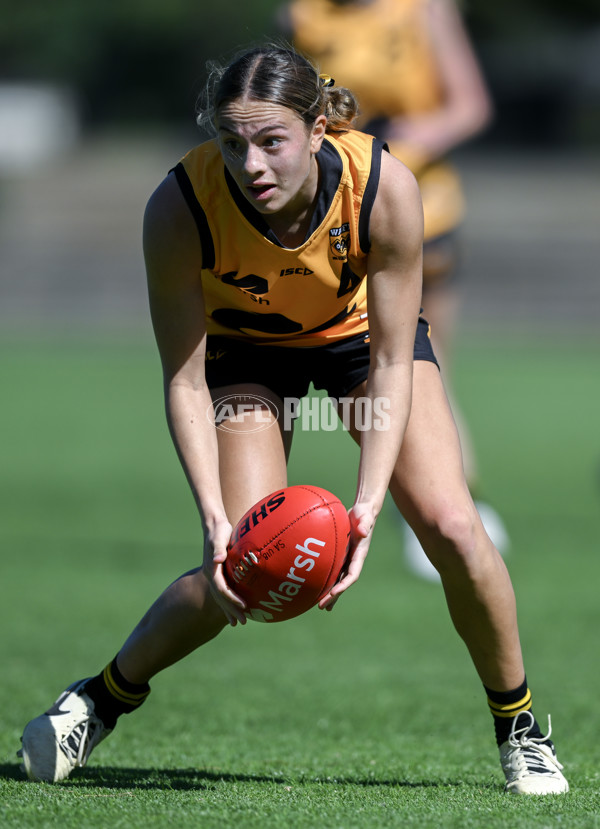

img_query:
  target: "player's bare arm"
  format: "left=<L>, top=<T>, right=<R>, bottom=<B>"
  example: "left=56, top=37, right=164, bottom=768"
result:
left=386, top=0, right=492, bottom=163
left=356, top=151, right=423, bottom=509
left=143, top=174, right=246, bottom=624
left=321, top=152, right=423, bottom=607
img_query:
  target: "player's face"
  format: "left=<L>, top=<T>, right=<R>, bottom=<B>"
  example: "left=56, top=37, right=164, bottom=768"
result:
left=216, top=98, right=326, bottom=217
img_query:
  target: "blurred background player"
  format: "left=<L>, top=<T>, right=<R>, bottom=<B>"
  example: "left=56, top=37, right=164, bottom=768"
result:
left=281, top=0, right=509, bottom=579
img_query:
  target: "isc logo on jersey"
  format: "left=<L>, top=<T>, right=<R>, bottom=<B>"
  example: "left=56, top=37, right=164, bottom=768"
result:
left=279, top=267, right=314, bottom=276
left=246, top=537, right=326, bottom=622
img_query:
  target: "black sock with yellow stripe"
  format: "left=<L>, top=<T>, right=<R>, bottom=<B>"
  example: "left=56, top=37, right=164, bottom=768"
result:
left=83, top=656, right=151, bottom=729
left=485, top=676, right=544, bottom=746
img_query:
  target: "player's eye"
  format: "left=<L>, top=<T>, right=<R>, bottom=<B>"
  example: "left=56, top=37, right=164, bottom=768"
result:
left=263, top=136, right=283, bottom=149
left=222, top=138, right=242, bottom=156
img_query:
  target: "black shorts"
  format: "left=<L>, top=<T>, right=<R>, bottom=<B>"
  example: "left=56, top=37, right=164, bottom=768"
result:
left=204, top=316, right=438, bottom=402
left=423, top=231, right=461, bottom=288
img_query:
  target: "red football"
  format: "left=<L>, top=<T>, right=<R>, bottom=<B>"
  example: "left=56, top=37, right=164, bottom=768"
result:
left=224, top=484, right=351, bottom=623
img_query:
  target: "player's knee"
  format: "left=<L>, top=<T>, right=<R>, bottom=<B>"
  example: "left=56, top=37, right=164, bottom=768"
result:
left=422, top=503, right=479, bottom=572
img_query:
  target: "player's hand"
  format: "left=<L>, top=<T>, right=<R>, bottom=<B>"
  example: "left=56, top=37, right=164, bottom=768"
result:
left=202, top=518, right=247, bottom=626
left=384, top=118, right=437, bottom=171
left=318, top=502, right=376, bottom=611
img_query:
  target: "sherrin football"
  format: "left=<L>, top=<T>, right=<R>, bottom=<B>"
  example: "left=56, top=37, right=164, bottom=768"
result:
left=224, top=485, right=351, bottom=623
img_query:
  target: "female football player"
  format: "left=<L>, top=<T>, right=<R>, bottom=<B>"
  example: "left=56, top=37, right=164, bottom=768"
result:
left=19, top=44, right=567, bottom=795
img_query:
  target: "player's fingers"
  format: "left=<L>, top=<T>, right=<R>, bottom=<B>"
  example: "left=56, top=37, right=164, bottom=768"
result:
left=205, top=578, right=245, bottom=626
left=320, top=530, right=371, bottom=606
left=214, top=593, right=247, bottom=626
left=353, top=517, right=372, bottom=539
left=317, top=560, right=363, bottom=609
left=205, top=563, right=248, bottom=625
left=333, top=567, right=361, bottom=595
left=212, top=549, right=228, bottom=564
left=211, top=565, right=245, bottom=602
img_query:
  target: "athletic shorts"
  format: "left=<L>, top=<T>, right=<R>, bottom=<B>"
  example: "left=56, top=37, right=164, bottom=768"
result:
left=204, top=316, right=438, bottom=403
left=423, top=231, right=461, bottom=288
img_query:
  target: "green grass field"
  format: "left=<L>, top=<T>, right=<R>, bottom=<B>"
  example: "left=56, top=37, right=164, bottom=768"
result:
left=1, top=330, right=599, bottom=828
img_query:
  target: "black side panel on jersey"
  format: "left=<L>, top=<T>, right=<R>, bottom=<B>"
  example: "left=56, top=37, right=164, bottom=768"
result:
left=171, top=162, right=215, bottom=269
left=358, top=139, right=387, bottom=254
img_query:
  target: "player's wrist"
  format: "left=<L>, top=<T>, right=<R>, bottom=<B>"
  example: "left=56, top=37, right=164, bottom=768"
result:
left=201, top=509, right=231, bottom=536
left=351, top=492, right=384, bottom=518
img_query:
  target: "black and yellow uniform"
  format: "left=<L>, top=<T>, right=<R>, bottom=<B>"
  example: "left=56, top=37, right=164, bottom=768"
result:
left=172, top=128, right=436, bottom=401
left=173, top=130, right=381, bottom=347
left=289, top=0, right=465, bottom=251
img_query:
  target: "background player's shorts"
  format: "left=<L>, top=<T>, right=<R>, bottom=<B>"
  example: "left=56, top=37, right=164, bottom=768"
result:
left=204, top=316, right=438, bottom=403
left=423, top=231, right=461, bottom=288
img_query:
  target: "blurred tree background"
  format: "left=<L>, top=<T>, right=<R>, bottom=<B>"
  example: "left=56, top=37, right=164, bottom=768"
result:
left=0, top=0, right=280, bottom=128
left=0, top=0, right=598, bottom=145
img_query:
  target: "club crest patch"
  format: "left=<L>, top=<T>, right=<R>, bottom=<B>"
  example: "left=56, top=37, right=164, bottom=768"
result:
left=329, top=223, right=350, bottom=260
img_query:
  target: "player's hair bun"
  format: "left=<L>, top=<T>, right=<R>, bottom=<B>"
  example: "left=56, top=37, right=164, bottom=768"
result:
left=322, top=84, right=360, bottom=132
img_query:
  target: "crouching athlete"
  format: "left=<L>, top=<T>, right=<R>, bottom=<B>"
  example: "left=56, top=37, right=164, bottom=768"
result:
left=18, top=45, right=568, bottom=795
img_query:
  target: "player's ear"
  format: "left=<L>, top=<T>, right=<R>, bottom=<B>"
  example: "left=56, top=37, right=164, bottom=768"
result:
left=309, top=114, right=327, bottom=153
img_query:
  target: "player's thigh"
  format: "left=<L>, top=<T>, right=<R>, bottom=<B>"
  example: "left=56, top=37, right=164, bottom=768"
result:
left=211, top=383, right=292, bottom=525
left=340, top=361, right=472, bottom=524
left=389, top=361, right=473, bottom=525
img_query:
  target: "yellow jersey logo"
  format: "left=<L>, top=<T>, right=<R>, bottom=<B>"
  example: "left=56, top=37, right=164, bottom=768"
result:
left=329, top=223, right=350, bottom=260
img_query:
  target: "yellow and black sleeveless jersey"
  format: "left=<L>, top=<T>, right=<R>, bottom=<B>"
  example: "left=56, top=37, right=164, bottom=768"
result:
left=172, top=130, right=385, bottom=347
left=290, top=0, right=443, bottom=125
left=289, top=0, right=465, bottom=239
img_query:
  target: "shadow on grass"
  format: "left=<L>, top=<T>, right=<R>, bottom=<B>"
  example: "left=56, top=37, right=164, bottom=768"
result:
left=1, top=762, right=475, bottom=791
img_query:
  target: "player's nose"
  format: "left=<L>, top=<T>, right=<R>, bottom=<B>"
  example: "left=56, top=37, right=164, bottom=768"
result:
left=242, top=144, right=266, bottom=175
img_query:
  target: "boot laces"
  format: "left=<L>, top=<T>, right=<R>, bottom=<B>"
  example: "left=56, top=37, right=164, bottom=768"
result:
left=60, top=714, right=105, bottom=767
left=508, top=711, right=563, bottom=773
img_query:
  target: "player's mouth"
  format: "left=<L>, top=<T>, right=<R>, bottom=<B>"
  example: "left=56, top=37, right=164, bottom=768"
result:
left=246, top=182, right=276, bottom=201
